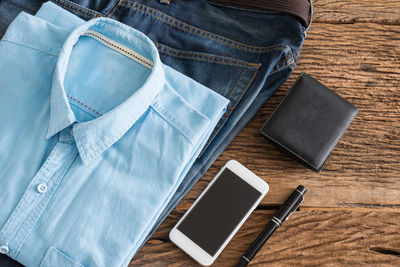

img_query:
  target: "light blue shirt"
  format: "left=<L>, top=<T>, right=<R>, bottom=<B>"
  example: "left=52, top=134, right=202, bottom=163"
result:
left=0, top=2, right=228, bottom=267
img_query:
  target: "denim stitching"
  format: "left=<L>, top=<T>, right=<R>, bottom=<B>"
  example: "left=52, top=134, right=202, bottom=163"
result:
left=156, top=41, right=260, bottom=117
left=293, top=49, right=301, bottom=62
left=56, top=0, right=97, bottom=15
left=155, top=45, right=259, bottom=68
left=119, top=1, right=260, bottom=52
left=225, top=66, right=247, bottom=101
left=156, top=48, right=257, bottom=68
left=272, top=55, right=295, bottom=74
left=204, top=65, right=258, bottom=149
left=53, top=0, right=100, bottom=17
left=53, top=3, right=92, bottom=18
left=105, top=0, right=122, bottom=17
left=53, top=1, right=95, bottom=19
left=156, top=42, right=260, bottom=117
left=107, top=4, right=120, bottom=18
left=154, top=42, right=260, bottom=68
left=118, top=1, right=292, bottom=54
left=226, top=66, right=258, bottom=115
left=275, top=56, right=287, bottom=68
left=155, top=41, right=259, bottom=65
left=223, top=66, right=258, bottom=116
left=271, top=48, right=296, bottom=74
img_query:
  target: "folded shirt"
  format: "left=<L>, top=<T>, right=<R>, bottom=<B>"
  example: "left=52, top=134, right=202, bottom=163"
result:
left=0, top=2, right=228, bottom=267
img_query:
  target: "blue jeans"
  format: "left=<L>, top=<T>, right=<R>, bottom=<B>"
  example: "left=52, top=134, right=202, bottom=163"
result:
left=0, top=0, right=311, bottom=265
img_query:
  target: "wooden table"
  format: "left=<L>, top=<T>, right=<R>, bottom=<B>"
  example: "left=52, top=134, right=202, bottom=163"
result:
left=131, top=1, right=400, bottom=266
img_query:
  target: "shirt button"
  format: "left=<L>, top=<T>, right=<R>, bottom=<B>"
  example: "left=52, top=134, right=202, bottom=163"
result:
left=0, top=245, right=9, bottom=254
left=37, top=183, right=48, bottom=194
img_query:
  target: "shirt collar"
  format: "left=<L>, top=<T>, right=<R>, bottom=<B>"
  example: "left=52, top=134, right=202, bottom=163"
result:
left=46, top=18, right=165, bottom=164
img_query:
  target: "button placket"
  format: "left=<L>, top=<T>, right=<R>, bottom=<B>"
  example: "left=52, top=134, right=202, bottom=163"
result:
left=0, top=142, right=79, bottom=258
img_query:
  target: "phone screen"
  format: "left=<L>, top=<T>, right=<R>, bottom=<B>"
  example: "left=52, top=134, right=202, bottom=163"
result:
left=177, top=168, right=262, bottom=256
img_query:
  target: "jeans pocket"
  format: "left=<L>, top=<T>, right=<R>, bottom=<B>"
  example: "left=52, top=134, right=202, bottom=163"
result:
left=39, top=247, right=84, bottom=267
left=154, top=42, right=261, bottom=155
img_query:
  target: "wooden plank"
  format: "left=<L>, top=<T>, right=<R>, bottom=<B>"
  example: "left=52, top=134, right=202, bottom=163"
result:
left=130, top=209, right=400, bottom=266
left=176, top=22, right=400, bottom=209
left=313, top=0, right=400, bottom=24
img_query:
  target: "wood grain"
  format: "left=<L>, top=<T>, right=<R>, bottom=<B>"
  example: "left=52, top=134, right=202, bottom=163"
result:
left=175, top=22, right=400, bottom=210
left=130, top=209, right=400, bottom=266
left=313, top=0, right=400, bottom=24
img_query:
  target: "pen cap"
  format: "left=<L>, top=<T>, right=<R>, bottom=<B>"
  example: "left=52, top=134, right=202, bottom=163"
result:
left=274, top=185, right=306, bottom=222
left=296, top=185, right=306, bottom=195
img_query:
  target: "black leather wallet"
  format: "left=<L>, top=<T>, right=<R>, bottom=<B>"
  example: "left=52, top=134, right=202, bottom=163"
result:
left=260, top=73, right=358, bottom=172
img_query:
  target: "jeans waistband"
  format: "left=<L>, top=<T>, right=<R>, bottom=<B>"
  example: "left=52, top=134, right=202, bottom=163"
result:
left=206, top=0, right=312, bottom=27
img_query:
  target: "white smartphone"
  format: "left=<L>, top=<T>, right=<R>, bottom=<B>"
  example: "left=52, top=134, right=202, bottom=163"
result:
left=169, top=160, right=269, bottom=266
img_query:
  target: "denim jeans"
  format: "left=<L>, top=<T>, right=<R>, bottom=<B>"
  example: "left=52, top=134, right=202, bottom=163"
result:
left=0, top=0, right=311, bottom=265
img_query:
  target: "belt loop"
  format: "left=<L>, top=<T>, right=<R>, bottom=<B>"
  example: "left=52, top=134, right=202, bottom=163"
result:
left=304, top=0, right=313, bottom=34
left=160, top=0, right=170, bottom=4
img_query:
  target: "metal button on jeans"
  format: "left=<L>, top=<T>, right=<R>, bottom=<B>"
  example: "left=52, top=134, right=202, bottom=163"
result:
left=37, top=183, right=48, bottom=193
left=0, top=244, right=9, bottom=254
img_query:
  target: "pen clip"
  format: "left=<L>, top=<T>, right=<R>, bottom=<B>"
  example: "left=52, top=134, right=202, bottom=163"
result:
left=285, top=196, right=303, bottom=222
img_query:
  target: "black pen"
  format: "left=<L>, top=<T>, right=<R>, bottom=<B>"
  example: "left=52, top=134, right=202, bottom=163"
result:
left=236, top=185, right=307, bottom=267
